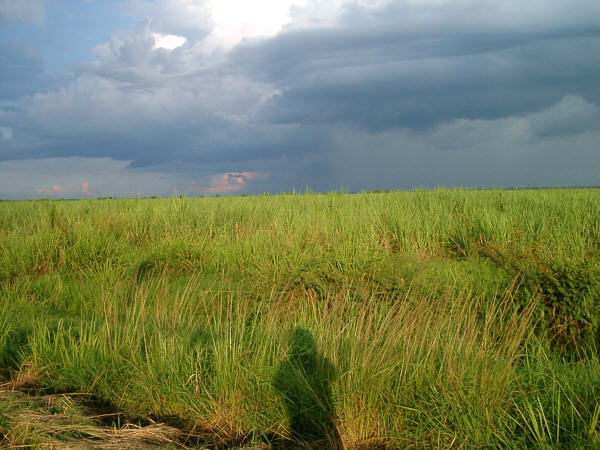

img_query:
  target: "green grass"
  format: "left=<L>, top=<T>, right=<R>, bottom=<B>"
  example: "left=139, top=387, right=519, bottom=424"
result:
left=1, top=188, right=599, bottom=448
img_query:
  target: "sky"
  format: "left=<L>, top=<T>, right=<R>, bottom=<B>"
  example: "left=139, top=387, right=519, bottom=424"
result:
left=1, top=0, right=599, bottom=199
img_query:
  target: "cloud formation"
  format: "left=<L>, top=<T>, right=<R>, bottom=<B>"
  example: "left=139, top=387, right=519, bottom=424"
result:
left=36, top=185, right=66, bottom=196
left=191, top=171, right=270, bottom=194
left=1, top=0, right=600, bottom=198
left=116, top=0, right=211, bottom=41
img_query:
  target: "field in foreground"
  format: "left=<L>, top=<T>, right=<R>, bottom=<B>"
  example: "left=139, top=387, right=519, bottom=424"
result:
left=1, top=188, right=600, bottom=448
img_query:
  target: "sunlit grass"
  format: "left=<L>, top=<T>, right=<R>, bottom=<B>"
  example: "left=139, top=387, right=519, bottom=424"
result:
left=1, top=188, right=599, bottom=447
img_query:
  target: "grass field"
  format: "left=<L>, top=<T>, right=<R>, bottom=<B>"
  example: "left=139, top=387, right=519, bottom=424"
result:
left=1, top=188, right=600, bottom=448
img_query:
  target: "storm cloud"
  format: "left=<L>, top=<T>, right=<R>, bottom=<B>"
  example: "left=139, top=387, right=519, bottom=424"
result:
left=1, top=0, right=599, bottom=199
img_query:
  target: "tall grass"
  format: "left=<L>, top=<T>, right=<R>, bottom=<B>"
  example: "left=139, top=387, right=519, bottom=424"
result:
left=1, top=188, right=599, bottom=447
left=20, top=277, right=533, bottom=447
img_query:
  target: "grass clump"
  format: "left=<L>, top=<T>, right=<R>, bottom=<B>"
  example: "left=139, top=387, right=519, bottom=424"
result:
left=519, top=261, right=600, bottom=351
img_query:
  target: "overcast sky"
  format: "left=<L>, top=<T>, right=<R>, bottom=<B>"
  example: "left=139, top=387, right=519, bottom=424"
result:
left=1, top=0, right=599, bottom=199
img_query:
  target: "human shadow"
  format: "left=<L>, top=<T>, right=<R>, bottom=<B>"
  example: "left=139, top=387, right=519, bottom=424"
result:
left=273, top=328, right=343, bottom=449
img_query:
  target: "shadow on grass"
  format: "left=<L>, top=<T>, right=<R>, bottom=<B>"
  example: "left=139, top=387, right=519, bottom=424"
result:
left=273, top=327, right=343, bottom=449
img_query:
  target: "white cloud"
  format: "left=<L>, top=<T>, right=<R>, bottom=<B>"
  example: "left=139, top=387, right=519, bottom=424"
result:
left=117, top=0, right=343, bottom=50
left=152, top=33, right=187, bottom=49
left=116, top=0, right=211, bottom=39
left=206, top=0, right=300, bottom=48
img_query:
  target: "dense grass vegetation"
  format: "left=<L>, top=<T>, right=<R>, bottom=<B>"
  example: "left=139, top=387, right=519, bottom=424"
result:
left=1, top=188, right=599, bottom=448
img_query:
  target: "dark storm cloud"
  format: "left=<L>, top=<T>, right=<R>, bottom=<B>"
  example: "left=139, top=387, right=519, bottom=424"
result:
left=244, top=0, right=600, bottom=77
left=0, top=56, right=329, bottom=173
left=230, top=0, right=600, bottom=131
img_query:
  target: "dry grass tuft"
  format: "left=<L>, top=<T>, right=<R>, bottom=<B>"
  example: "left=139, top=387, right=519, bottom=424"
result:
left=0, top=385, right=194, bottom=448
